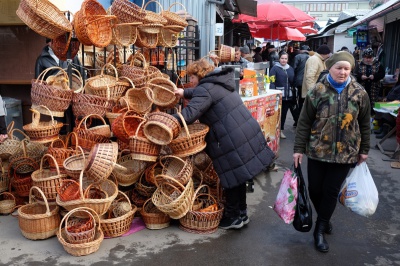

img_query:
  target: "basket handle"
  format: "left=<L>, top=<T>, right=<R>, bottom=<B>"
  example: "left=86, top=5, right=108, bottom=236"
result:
left=9, top=128, right=30, bottom=141
left=175, top=111, right=191, bottom=140
left=129, top=52, right=148, bottom=69
left=36, top=105, right=58, bottom=126
left=159, top=154, right=186, bottom=169
left=65, top=131, right=79, bottom=151
left=60, top=207, right=99, bottom=241
left=190, top=184, right=212, bottom=207
left=40, top=154, right=60, bottom=176
left=49, top=138, right=66, bottom=149
left=36, top=66, right=68, bottom=83
left=83, top=183, right=108, bottom=199
left=143, top=0, right=164, bottom=12
left=28, top=186, right=51, bottom=215
left=100, top=63, right=119, bottom=80
left=123, top=111, right=146, bottom=137
left=119, top=76, right=135, bottom=89
left=78, top=170, right=86, bottom=200
left=153, top=174, right=186, bottom=191
left=78, top=114, right=108, bottom=131
left=133, top=120, right=146, bottom=137
left=168, top=2, right=187, bottom=14
left=6, top=121, right=14, bottom=135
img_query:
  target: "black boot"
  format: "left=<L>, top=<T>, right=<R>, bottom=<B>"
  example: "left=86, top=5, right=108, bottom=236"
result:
left=325, top=222, right=333, bottom=235
left=376, top=124, right=390, bottom=139
left=313, top=219, right=329, bottom=253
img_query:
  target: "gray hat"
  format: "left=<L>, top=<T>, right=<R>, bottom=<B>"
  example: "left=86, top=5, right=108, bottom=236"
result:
left=325, top=51, right=355, bottom=70
left=240, top=46, right=250, bottom=54
left=300, top=45, right=310, bottom=51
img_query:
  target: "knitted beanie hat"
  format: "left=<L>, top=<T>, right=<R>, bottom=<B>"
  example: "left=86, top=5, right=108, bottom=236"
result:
left=362, top=48, right=374, bottom=57
left=325, top=51, right=355, bottom=70
left=316, top=45, right=331, bottom=55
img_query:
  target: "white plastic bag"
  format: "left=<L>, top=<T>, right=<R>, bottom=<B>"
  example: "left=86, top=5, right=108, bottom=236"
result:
left=338, top=162, right=379, bottom=217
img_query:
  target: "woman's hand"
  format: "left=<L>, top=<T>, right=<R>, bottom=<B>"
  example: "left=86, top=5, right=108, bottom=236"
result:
left=369, top=75, right=374, bottom=80
left=293, top=153, right=303, bottom=168
left=357, top=154, right=368, bottom=165
left=361, top=75, right=368, bottom=80
left=174, top=88, right=184, bottom=99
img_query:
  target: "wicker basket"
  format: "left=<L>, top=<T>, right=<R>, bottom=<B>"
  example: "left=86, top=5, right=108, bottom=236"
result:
left=112, top=150, right=148, bottom=187
left=141, top=198, right=170, bottom=229
left=31, top=154, right=68, bottom=203
left=18, top=186, right=60, bottom=240
left=8, top=141, right=43, bottom=175
left=129, top=121, right=161, bottom=162
left=0, top=159, right=9, bottom=193
left=74, top=0, right=116, bottom=47
left=52, top=68, right=84, bottom=93
left=0, top=192, right=16, bottom=214
left=16, top=0, right=72, bottom=39
left=140, top=0, right=167, bottom=34
left=209, top=44, right=235, bottom=63
left=65, top=208, right=96, bottom=244
left=135, top=29, right=159, bottom=49
left=159, top=155, right=193, bottom=185
left=57, top=207, right=104, bottom=256
left=124, top=87, right=153, bottom=115
left=168, top=113, right=209, bottom=157
left=72, top=80, right=115, bottom=118
left=100, top=191, right=137, bottom=237
left=85, top=142, right=119, bottom=183
left=179, top=185, right=224, bottom=234
left=111, top=110, right=145, bottom=144
left=56, top=170, right=118, bottom=216
left=86, top=63, right=130, bottom=102
left=157, top=27, right=178, bottom=48
left=147, top=77, right=179, bottom=109
left=152, top=175, right=194, bottom=219
left=23, top=107, right=63, bottom=144
left=110, top=0, right=146, bottom=24
left=135, top=171, right=157, bottom=197
left=144, top=161, right=163, bottom=186
left=56, top=178, right=81, bottom=201
left=105, top=97, right=129, bottom=126
left=111, top=22, right=142, bottom=47
left=10, top=158, right=39, bottom=197
left=46, top=133, right=78, bottom=171
left=52, top=32, right=81, bottom=61
left=63, top=146, right=88, bottom=180
left=161, top=2, right=189, bottom=28
left=73, top=114, right=111, bottom=151
left=119, top=52, right=148, bottom=88
left=143, top=111, right=181, bottom=145
left=0, top=127, right=29, bottom=161
left=31, top=67, right=74, bottom=116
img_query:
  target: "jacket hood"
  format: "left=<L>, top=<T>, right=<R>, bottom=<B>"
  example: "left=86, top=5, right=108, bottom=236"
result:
left=199, top=67, right=236, bottom=92
left=275, top=63, right=290, bottom=70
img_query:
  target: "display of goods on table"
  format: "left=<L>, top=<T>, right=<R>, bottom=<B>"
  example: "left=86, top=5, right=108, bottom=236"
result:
left=18, top=186, right=60, bottom=240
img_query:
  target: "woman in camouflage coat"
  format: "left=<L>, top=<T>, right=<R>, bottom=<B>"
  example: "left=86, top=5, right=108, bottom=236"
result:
left=293, top=51, right=371, bottom=253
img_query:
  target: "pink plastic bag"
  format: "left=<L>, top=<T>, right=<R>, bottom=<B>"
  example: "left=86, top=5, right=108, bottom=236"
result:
left=273, top=168, right=298, bottom=224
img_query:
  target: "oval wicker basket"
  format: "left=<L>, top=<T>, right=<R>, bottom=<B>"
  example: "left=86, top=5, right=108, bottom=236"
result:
left=111, top=21, right=142, bottom=47
left=159, top=155, right=193, bottom=186
left=23, top=106, right=63, bottom=144
left=123, top=87, right=153, bottom=115
left=18, top=186, right=60, bottom=240
left=46, top=132, right=78, bottom=171
left=129, top=121, right=161, bottom=162
left=57, top=207, right=104, bottom=256
left=31, top=154, right=68, bottom=203
left=110, top=0, right=146, bottom=24
left=111, top=110, right=145, bottom=144
left=120, top=52, right=148, bottom=88
left=0, top=192, right=16, bottom=215
left=161, top=2, right=189, bottom=28
left=141, top=198, right=170, bottom=229
left=56, top=170, right=118, bottom=216
left=63, top=146, right=87, bottom=180
left=140, top=0, right=167, bottom=34
left=64, top=208, right=96, bottom=244
left=85, top=142, right=119, bottom=183
left=143, top=111, right=181, bottom=145
left=179, top=185, right=224, bottom=234
left=52, top=32, right=81, bottom=61
left=73, top=114, right=111, bottom=151
left=16, top=0, right=72, bottom=39
left=168, top=113, right=209, bottom=157
left=152, top=175, right=194, bottom=219
left=112, top=150, right=148, bottom=187
left=100, top=191, right=137, bottom=237
left=0, top=127, right=29, bottom=161
left=135, top=170, right=157, bottom=197
left=147, top=77, right=179, bottom=109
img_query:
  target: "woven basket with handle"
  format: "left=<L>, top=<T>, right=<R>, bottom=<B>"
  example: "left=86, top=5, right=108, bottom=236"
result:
left=141, top=198, right=170, bottom=229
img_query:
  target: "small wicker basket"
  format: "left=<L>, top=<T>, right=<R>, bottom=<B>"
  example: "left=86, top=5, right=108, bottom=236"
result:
left=141, top=198, right=170, bottom=229
left=143, top=111, right=181, bottom=146
left=85, top=142, right=119, bottom=183
left=0, top=192, right=16, bottom=215
left=112, top=150, right=148, bottom=187
left=129, top=121, right=161, bottom=162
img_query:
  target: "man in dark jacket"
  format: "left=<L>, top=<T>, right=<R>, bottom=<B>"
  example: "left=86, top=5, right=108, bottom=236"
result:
left=293, top=45, right=310, bottom=113
left=35, top=38, right=84, bottom=80
left=174, top=60, right=275, bottom=230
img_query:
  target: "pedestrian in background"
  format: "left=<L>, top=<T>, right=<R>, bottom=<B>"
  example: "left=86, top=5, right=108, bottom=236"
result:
left=240, top=46, right=253, bottom=62
left=0, top=96, right=8, bottom=143
left=174, top=58, right=275, bottom=230
left=355, top=48, right=385, bottom=114
left=253, top=47, right=263, bottom=63
left=293, top=51, right=371, bottom=253
left=293, top=45, right=310, bottom=115
left=270, top=52, right=297, bottom=139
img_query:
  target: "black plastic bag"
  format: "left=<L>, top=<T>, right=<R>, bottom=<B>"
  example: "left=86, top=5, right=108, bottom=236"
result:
left=293, top=164, right=313, bottom=232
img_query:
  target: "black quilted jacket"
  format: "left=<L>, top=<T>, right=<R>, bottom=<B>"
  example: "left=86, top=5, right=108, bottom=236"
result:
left=174, top=68, right=275, bottom=189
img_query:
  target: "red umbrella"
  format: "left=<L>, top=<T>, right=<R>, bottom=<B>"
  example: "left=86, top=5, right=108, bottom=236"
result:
left=250, top=26, right=306, bottom=41
left=233, top=2, right=315, bottom=24
left=297, top=26, right=318, bottom=34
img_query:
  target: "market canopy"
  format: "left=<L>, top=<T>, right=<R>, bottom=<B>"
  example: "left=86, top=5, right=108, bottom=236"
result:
left=250, top=26, right=306, bottom=41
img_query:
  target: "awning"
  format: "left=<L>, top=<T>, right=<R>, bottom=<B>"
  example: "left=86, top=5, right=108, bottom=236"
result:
left=351, top=0, right=400, bottom=28
left=222, top=0, right=258, bottom=17
left=306, top=16, right=356, bottom=40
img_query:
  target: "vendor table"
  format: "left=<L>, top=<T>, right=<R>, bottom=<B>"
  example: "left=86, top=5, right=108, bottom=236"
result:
left=241, top=89, right=282, bottom=154
left=373, top=104, right=400, bottom=157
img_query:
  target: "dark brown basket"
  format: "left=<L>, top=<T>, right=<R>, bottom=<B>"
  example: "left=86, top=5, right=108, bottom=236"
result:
left=111, top=110, right=145, bottom=144
left=143, top=111, right=181, bottom=145
left=110, top=0, right=146, bottom=23
left=72, top=85, right=115, bottom=118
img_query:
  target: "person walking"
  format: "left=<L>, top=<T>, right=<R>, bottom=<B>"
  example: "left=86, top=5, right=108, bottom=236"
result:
left=173, top=58, right=275, bottom=229
left=301, top=44, right=331, bottom=101
left=355, top=48, right=385, bottom=114
left=293, top=51, right=371, bottom=253
left=270, top=52, right=297, bottom=139
left=252, top=47, right=263, bottom=63
left=293, top=45, right=310, bottom=116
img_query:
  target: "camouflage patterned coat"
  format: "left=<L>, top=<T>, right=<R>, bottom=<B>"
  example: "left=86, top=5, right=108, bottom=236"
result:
left=294, top=75, right=371, bottom=164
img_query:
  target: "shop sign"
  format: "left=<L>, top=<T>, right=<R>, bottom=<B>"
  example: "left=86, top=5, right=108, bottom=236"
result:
left=215, top=23, right=224, bottom=36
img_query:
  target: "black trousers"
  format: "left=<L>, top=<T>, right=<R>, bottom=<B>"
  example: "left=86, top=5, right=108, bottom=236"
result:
left=307, top=158, right=352, bottom=222
left=281, top=100, right=299, bottom=130
left=0, top=116, right=6, bottom=134
left=224, top=183, right=247, bottom=218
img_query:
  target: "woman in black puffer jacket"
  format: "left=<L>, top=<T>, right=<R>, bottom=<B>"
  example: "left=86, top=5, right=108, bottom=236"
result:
left=174, top=59, right=275, bottom=230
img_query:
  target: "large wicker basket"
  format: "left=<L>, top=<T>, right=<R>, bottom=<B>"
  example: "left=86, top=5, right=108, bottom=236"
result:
left=143, top=111, right=181, bottom=145
left=110, top=0, right=146, bottom=24
left=159, top=155, right=193, bottom=185
left=72, top=85, right=115, bottom=118
left=16, top=0, right=72, bottom=39
left=100, top=191, right=137, bottom=237
left=147, top=77, right=179, bottom=109
left=129, top=121, right=161, bottom=162
left=168, top=113, right=209, bottom=157
left=152, top=175, right=194, bottom=219
left=18, top=186, right=60, bottom=240
left=124, top=87, right=153, bottom=115
left=85, top=142, right=119, bottom=183
left=56, top=170, right=118, bottom=216
left=57, top=207, right=104, bottom=256
left=73, top=114, right=111, bottom=151
left=31, top=67, right=74, bottom=116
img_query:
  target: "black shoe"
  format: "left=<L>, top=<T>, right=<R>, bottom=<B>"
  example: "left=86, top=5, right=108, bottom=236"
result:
left=325, top=222, right=333, bottom=235
left=313, top=220, right=329, bottom=253
left=219, top=217, right=244, bottom=229
left=240, top=214, right=250, bottom=225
